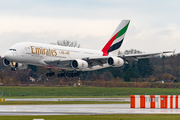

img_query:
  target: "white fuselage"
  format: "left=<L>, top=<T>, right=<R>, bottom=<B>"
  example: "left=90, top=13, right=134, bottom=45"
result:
left=5, top=42, right=112, bottom=71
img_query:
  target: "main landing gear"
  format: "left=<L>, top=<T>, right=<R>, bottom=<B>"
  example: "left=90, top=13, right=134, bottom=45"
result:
left=57, top=70, right=80, bottom=78
left=46, top=69, right=55, bottom=77
left=46, top=69, right=80, bottom=78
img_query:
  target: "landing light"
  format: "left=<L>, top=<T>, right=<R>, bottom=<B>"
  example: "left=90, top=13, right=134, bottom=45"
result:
left=12, top=62, right=17, bottom=66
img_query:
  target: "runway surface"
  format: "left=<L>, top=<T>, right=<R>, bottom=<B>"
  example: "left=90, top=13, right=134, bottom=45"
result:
left=1, top=104, right=180, bottom=115
left=6, top=98, right=130, bottom=101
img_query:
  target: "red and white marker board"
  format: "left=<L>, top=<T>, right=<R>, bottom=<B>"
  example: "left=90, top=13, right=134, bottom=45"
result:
left=130, top=95, right=180, bottom=109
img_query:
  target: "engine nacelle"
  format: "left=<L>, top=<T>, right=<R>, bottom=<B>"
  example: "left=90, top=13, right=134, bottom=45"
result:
left=16, top=63, right=28, bottom=70
left=107, top=57, right=124, bottom=67
left=3, top=58, right=10, bottom=66
left=71, top=59, right=88, bottom=70
left=3, top=58, right=28, bottom=70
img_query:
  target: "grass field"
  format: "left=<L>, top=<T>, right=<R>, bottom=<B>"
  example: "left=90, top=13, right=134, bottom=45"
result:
left=0, top=86, right=179, bottom=98
left=0, top=114, right=180, bottom=120
left=0, top=101, right=130, bottom=105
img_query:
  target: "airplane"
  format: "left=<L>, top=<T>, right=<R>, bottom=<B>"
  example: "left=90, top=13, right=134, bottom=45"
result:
left=3, top=20, right=173, bottom=77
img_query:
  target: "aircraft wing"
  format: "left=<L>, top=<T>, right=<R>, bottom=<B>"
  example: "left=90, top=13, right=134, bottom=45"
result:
left=43, top=56, right=110, bottom=69
left=119, top=50, right=174, bottom=61
left=43, top=50, right=174, bottom=69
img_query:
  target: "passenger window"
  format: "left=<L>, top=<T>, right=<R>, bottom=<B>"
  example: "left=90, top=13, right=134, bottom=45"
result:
left=156, top=98, right=158, bottom=102
left=146, top=98, right=147, bottom=102
left=153, top=98, right=155, bottom=102
left=161, top=98, right=163, bottom=100
left=149, top=98, right=151, bottom=102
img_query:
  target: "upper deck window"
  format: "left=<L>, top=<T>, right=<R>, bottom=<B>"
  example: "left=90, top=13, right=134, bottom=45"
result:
left=9, top=49, right=16, bottom=51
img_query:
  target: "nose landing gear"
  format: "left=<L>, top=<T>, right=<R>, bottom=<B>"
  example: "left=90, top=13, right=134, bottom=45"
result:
left=11, top=67, right=17, bottom=71
left=10, top=62, right=18, bottom=71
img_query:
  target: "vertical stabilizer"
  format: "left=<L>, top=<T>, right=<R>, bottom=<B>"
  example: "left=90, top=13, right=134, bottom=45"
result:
left=102, top=20, right=130, bottom=56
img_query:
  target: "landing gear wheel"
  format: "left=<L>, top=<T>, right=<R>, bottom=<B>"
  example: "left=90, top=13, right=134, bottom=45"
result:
left=46, top=72, right=55, bottom=77
left=61, top=73, right=65, bottom=77
left=57, top=74, right=60, bottom=77
left=57, top=73, right=66, bottom=78
left=57, top=71, right=80, bottom=78
left=51, top=72, right=55, bottom=76
left=67, top=73, right=71, bottom=77
left=70, top=73, right=74, bottom=77
left=46, top=68, right=55, bottom=77
left=46, top=73, right=49, bottom=77
left=77, top=72, right=80, bottom=76
left=11, top=67, right=16, bottom=71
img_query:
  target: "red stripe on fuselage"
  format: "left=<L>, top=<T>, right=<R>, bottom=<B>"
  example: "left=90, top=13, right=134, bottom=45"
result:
left=102, top=32, right=119, bottom=56
left=42, top=65, right=62, bottom=70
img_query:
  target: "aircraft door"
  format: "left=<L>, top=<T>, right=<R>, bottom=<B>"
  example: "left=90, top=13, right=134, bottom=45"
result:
left=21, top=50, right=25, bottom=57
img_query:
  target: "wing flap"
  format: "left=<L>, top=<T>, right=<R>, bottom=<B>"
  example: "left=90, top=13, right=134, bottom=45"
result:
left=44, top=59, right=73, bottom=70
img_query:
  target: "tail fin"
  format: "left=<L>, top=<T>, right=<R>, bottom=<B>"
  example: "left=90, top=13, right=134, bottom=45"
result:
left=102, top=20, right=130, bottom=56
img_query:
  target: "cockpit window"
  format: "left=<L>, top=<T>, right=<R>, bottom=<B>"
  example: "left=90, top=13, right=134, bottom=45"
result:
left=9, top=49, right=16, bottom=51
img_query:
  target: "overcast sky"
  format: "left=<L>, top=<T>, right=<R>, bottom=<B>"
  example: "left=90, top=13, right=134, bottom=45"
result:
left=0, top=0, right=180, bottom=56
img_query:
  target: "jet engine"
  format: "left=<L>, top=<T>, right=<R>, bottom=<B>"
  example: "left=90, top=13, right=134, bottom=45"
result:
left=71, top=59, right=88, bottom=69
left=3, top=58, right=27, bottom=71
left=107, top=57, right=124, bottom=67
left=3, top=58, right=10, bottom=66
left=14, top=63, right=28, bottom=70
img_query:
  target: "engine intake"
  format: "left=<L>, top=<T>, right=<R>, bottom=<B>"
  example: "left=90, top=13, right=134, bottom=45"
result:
left=3, top=58, right=10, bottom=66
left=71, top=59, right=88, bottom=69
left=108, top=57, right=124, bottom=67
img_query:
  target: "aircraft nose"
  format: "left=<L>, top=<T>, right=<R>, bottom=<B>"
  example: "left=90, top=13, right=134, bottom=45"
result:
left=5, top=51, right=13, bottom=60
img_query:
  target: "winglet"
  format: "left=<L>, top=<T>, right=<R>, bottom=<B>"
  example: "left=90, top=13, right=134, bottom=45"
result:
left=162, top=50, right=176, bottom=54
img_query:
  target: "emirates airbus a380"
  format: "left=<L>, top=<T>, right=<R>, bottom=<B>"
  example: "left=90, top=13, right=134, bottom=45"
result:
left=3, top=20, right=173, bottom=77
